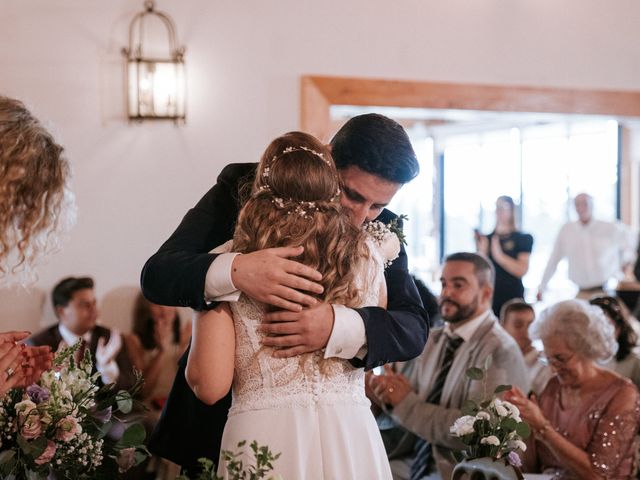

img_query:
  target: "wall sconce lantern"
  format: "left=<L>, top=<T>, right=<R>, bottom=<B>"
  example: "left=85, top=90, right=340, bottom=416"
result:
left=122, top=0, right=186, bottom=122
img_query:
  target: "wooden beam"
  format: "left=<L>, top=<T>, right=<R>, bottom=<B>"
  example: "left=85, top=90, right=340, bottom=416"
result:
left=302, top=75, right=640, bottom=117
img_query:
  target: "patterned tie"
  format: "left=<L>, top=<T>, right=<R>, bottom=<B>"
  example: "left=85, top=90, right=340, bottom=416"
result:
left=409, top=334, right=464, bottom=480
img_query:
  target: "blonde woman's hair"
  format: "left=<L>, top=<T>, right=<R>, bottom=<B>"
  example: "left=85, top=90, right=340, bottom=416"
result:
left=0, top=96, right=74, bottom=280
left=233, top=131, right=369, bottom=307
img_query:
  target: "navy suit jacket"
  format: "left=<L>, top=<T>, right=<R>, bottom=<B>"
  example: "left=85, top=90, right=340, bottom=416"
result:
left=140, top=163, right=428, bottom=472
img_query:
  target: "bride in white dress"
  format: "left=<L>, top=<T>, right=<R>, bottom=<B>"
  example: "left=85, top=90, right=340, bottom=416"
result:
left=186, top=132, right=392, bottom=479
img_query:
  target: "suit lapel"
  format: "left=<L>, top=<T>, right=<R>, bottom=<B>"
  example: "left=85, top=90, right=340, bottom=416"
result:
left=440, top=314, right=496, bottom=406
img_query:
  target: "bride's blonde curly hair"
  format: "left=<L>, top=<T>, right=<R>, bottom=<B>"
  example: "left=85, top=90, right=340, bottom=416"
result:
left=233, top=131, right=369, bottom=307
left=0, top=96, right=74, bottom=279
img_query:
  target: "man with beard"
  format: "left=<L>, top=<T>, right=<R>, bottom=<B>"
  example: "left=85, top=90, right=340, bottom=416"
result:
left=367, top=252, right=528, bottom=480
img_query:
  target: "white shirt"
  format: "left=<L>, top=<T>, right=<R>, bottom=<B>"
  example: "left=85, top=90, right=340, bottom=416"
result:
left=444, top=309, right=492, bottom=342
left=204, top=247, right=366, bottom=360
left=58, top=324, right=120, bottom=384
left=539, top=219, right=635, bottom=291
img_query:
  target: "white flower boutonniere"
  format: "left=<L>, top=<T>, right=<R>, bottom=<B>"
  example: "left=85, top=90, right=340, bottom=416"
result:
left=363, top=214, right=407, bottom=268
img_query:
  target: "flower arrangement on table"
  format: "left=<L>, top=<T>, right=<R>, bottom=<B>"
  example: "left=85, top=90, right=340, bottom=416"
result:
left=0, top=341, right=148, bottom=479
left=449, top=360, right=530, bottom=470
left=363, top=214, right=407, bottom=267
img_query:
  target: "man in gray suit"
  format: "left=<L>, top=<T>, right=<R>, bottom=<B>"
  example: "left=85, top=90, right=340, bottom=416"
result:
left=368, top=252, right=529, bottom=480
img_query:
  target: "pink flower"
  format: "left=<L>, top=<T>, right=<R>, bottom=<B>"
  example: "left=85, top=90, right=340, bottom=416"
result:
left=35, top=440, right=57, bottom=465
left=116, top=447, right=137, bottom=473
left=20, top=413, right=42, bottom=439
left=55, top=415, right=82, bottom=442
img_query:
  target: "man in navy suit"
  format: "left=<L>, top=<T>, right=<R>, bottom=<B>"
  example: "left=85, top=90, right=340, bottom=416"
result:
left=141, top=113, right=429, bottom=474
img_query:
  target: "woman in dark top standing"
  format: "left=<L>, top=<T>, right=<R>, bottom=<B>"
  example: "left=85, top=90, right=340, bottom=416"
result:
left=475, top=195, right=533, bottom=316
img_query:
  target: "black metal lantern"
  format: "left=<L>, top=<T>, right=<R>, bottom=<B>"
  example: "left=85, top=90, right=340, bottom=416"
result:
left=122, top=0, right=186, bottom=122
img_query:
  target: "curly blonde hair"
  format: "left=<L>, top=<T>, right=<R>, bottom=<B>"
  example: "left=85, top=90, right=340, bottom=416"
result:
left=233, top=131, right=369, bottom=307
left=0, top=96, right=73, bottom=278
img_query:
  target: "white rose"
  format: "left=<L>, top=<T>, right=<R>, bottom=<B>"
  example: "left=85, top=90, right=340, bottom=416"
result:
left=508, top=439, right=527, bottom=452
left=450, top=415, right=476, bottom=437
left=380, top=232, right=401, bottom=264
left=475, top=411, right=491, bottom=421
left=492, top=399, right=509, bottom=417
left=502, top=400, right=520, bottom=418
left=480, top=435, right=501, bottom=446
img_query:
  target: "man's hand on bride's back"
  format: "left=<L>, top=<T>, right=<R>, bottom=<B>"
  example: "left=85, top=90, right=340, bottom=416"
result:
left=231, top=246, right=324, bottom=311
left=259, top=303, right=334, bottom=357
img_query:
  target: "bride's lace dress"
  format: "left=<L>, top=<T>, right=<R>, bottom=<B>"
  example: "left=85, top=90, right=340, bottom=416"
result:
left=218, top=241, right=392, bottom=479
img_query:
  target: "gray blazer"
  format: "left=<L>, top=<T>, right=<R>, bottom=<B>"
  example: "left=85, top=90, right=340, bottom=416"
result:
left=388, top=312, right=529, bottom=479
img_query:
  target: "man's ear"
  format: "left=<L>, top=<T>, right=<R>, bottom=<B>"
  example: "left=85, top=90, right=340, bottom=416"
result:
left=481, top=285, right=494, bottom=306
left=54, top=305, right=65, bottom=320
left=324, top=144, right=332, bottom=152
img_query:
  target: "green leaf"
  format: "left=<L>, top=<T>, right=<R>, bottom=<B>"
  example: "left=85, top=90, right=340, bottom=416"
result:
left=494, top=384, right=512, bottom=394
left=117, top=391, right=133, bottom=414
left=466, top=367, right=484, bottom=380
left=501, top=417, right=518, bottom=431
left=17, top=435, right=47, bottom=459
left=120, top=423, right=146, bottom=447
left=516, top=421, right=531, bottom=439
left=0, top=450, right=15, bottom=465
left=461, top=399, right=478, bottom=415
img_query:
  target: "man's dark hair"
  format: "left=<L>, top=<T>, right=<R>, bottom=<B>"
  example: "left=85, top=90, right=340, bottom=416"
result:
left=330, top=113, right=419, bottom=184
left=52, top=276, right=94, bottom=309
left=499, top=298, right=534, bottom=325
left=444, top=252, right=495, bottom=289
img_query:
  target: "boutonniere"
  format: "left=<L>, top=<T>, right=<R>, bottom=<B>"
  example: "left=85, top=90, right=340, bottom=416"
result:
left=363, top=214, right=408, bottom=267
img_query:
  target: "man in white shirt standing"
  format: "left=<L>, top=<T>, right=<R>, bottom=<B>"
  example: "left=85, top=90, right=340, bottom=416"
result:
left=537, top=193, right=635, bottom=300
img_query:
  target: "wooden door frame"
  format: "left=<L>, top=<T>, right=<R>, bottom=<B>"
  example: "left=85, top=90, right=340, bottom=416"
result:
left=300, top=75, right=640, bottom=224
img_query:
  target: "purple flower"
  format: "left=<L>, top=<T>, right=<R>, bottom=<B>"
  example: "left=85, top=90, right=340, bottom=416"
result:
left=507, top=451, right=522, bottom=467
left=26, top=385, right=50, bottom=404
left=92, top=406, right=112, bottom=423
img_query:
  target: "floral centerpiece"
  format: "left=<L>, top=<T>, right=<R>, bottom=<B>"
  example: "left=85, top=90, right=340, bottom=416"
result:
left=449, top=360, right=530, bottom=472
left=363, top=214, right=407, bottom=267
left=0, top=342, right=148, bottom=479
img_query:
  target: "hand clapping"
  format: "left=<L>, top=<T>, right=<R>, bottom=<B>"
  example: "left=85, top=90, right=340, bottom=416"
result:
left=96, top=330, right=122, bottom=367
left=0, top=331, right=52, bottom=397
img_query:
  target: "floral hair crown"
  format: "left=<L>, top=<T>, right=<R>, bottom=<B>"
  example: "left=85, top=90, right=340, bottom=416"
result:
left=274, top=145, right=332, bottom=167
left=257, top=144, right=340, bottom=217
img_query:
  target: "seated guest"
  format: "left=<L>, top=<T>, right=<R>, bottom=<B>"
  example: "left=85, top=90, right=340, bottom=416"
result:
left=590, top=295, right=640, bottom=390
left=500, top=298, right=553, bottom=395
left=506, top=299, right=640, bottom=480
left=126, top=293, right=190, bottom=409
left=367, top=252, right=529, bottom=480
left=28, top=276, right=137, bottom=391
left=475, top=195, right=533, bottom=316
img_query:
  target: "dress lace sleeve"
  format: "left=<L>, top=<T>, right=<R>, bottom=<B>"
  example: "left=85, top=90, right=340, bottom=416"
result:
left=587, top=381, right=640, bottom=478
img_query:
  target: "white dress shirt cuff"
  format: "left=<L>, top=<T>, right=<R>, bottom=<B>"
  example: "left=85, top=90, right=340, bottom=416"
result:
left=324, top=305, right=367, bottom=360
left=97, top=359, right=120, bottom=385
left=204, top=252, right=242, bottom=303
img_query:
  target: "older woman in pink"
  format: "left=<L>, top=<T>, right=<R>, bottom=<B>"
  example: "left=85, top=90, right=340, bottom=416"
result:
left=506, top=299, right=640, bottom=480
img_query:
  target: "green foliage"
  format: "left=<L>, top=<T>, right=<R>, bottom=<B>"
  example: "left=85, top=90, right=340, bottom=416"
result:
left=387, top=214, right=408, bottom=246
left=177, top=441, right=281, bottom=480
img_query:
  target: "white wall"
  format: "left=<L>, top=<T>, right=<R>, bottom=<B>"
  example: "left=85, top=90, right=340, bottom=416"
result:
left=1, top=0, right=639, bottom=331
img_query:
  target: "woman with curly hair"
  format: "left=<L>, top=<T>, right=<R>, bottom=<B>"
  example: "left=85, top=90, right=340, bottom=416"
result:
left=186, top=132, right=392, bottom=478
left=506, top=299, right=640, bottom=479
left=0, top=96, right=73, bottom=278
left=0, top=96, right=71, bottom=398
